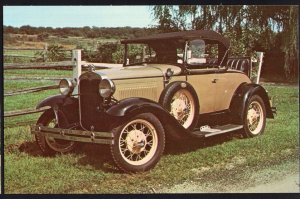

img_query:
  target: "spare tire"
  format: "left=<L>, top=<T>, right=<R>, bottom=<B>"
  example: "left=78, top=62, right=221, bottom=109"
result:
left=159, top=81, right=199, bottom=131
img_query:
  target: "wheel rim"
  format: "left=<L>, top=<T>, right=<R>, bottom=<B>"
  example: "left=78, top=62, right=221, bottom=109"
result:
left=170, top=89, right=195, bottom=128
left=247, top=101, right=264, bottom=135
left=44, top=118, right=75, bottom=153
left=119, top=119, right=158, bottom=166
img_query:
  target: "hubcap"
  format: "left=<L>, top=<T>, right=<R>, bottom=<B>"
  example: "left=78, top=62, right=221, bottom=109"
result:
left=119, top=119, right=158, bottom=165
left=126, top=130, right=147, bottom=154
left=170, top=89, right=195, bottom=128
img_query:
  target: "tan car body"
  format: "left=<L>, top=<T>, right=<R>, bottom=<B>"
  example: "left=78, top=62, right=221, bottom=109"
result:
left=97, top=64, right=251, bottom=114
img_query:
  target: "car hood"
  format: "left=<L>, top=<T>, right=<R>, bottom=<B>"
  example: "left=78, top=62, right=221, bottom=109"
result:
left=95, top=64, right=182, bottom=80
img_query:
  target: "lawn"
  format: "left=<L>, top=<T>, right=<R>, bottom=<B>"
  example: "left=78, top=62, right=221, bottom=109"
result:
left=3, top=78, right=299, bottom=193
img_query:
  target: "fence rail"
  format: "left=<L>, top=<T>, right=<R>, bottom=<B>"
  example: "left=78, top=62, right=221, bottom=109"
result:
left=4, top=107, right=50, bottom=118
left=4, top=85, right=59, bottom=96
left=4, top=61, right=74, bottom=69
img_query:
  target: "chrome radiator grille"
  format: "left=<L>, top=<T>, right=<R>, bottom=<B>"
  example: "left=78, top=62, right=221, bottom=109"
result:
left=79, top=75, right=102, bottom=130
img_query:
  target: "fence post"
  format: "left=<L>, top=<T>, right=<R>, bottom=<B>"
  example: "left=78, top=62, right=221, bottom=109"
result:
left=256, top=52, right=264, bottom=84
left=43, top=43, right=48, bottom=62
left=72, top=49, right=82, bottom=95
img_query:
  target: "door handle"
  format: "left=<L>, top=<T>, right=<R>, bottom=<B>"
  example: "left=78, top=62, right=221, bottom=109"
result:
left=212, top=78, right=218, bottom=83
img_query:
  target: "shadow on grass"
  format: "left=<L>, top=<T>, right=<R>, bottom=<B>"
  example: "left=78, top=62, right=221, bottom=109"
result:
left=18, top=141, right=44, bottom=156
left=165, top=130, right=243, bottom=155
left=74, top=144, right=120, bottom=173
left=14, top=130, right=244, bottom=173
left=16, top=141, right=120, bottom=173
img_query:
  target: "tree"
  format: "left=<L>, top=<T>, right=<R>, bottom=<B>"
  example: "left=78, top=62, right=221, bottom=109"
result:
left=151, top=5, right=298, bottom=80
left=34, top=44, right=66, bottom=62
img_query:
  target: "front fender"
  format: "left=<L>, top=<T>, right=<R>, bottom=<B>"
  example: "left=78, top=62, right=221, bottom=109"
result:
left=230, top=83, right=274, bottom=124
left=106, top=98, right=188, bottom=139
left=36, top=95, right=77, bottom=109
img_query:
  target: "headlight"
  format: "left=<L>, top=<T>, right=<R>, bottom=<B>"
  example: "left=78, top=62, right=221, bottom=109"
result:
left=59, top=79, right=75, bottom=96
left=99, top=79, right=115, bottom=98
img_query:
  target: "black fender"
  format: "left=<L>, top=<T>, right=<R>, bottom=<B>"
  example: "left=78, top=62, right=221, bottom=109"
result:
left=36, top=95, right=77, bottom=109
left=36, top=95, right=79, bottom=125
left=230, top=83, right=274, bottom=124
left=106, top=97, right=188, bottom=139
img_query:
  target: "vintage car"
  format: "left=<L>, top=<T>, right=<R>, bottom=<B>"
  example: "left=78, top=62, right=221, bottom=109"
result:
left=31, top=30, right=276, bottom=173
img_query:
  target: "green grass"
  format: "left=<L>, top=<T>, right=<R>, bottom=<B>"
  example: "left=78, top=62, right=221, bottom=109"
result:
left=46, top=36, right=118, bottom=50
left=4, top=89, right=58, bottom=112
left=4, top=49, right=42, bottom=56
left=4, top=83, right=299, bottom=193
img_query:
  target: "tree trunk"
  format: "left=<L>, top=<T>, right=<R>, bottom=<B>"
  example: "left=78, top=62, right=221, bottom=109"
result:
left=284, top=6, right=298, bottom=80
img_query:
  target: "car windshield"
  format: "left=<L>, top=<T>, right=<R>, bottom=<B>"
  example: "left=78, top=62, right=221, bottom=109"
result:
left=124, top=39, right=221, bottom=67
left=186, top=39, right=220, bottom=68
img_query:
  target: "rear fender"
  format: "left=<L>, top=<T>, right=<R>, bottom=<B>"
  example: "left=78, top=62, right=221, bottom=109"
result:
left=230, top=83, right=274, bottom=124
left=106, top=98, right=188, bottom=139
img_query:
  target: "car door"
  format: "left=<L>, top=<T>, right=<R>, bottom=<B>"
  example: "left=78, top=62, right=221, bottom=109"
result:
left=185, top=39, right=219, bottom=114
left=187, top=70, right=218, bottom=114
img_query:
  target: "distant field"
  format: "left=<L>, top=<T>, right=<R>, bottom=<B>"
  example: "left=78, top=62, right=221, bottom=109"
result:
left=4, top=34, right=119, bottom=52
left=4, top=40, right=47, bottom=49
left=4, top=49, right=42, bottom=56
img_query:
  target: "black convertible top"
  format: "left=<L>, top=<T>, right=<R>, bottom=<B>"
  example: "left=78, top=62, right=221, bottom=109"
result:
left=121, top=30, right=230, bottom=48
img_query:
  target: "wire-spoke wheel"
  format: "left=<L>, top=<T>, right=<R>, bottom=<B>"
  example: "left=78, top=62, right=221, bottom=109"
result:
left=110, top=113, right=165, bottom=173
left=243, top=95, right=266, bottom=138
left=170, top=89, right=195, bottom=128
left=35, top=109, right=77, bottom=156
left=159, top=81, right=199, bottom=132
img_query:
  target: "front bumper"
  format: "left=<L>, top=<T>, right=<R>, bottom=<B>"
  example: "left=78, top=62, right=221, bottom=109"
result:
left=31, top=125, right=114, bottom=145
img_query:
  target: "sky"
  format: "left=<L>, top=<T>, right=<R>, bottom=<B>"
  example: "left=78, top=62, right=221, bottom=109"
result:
left=3, top=6, right=156, bottom=28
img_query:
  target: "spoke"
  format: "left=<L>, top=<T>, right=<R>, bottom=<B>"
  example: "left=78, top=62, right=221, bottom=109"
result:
left=132, top=123, right=138, bottom=130
left=136, top=153, right=143, bottom=161
left=144, top=129, right=152, bottom=137
left=123, top=129, right=129, bottom=134
left=142, top=149, right=149, bottom=156
left=147, top=140, right=153, bottom=147
left=120, top=139, right=126, bottom=147
left=126, top=153, right=134, bottom=160
left=181, top=114, right=188, bottom=123
left=140, top=124, right=146, bottom=132
left=121, top=147, right=129, bottom=154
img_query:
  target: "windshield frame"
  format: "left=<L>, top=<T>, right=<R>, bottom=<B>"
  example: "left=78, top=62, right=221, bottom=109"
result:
left=122, top=38, right=229, bottom=71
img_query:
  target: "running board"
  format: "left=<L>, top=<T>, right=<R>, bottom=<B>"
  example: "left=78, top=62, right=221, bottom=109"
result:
left=192, top=124, right=243, bottom=137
